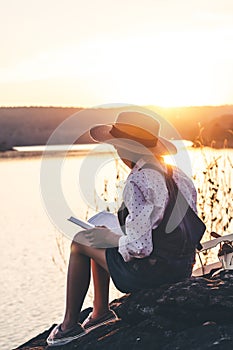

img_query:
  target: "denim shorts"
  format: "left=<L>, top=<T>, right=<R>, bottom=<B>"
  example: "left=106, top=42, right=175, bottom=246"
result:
left=106, top=247, right=195, bottom=293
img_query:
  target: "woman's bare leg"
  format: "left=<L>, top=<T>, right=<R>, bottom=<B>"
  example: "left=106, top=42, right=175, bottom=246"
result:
left=91, top=259, right=110, bottom=319
left=61, top=239, right=109, bottom=331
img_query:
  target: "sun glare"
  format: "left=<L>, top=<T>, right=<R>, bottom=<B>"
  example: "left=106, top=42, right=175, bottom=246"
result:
left=1, top=31, right=233, bottom=107
left=70, top=32, right=232, bottom=107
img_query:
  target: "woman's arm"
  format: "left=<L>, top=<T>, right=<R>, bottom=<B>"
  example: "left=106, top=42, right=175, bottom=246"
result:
left=74, top=226, right=120, bottom=249
left=119, top=170, right=168, bottom=262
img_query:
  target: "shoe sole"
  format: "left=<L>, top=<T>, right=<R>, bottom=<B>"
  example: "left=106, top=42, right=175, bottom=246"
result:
left=84, top=315, right=118, bottom=333
left=47, top=330, right=87, bottom=347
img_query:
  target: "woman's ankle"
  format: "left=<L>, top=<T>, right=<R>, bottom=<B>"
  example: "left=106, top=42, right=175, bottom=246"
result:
left=61, top=316, right=78, bottom=331
left=91, top=307, right=111, bottom=319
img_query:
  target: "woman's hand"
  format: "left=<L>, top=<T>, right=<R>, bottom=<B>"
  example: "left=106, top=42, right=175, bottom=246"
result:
left=75, top=226, right=120, bottom=249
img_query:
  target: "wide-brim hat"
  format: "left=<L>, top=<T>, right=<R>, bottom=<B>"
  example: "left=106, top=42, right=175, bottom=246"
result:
left=89, top=111, right=177, bottom=156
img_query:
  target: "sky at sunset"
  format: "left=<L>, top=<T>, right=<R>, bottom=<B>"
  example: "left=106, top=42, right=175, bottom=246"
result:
left=1, top=0, right=233, bottom=107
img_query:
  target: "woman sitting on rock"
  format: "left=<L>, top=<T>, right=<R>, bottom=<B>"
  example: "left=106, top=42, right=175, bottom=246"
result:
left=47, top=111, right=205, bottom=346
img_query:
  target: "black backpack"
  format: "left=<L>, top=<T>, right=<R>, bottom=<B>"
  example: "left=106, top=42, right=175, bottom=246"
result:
left=151, top=165, right=206, bottom=258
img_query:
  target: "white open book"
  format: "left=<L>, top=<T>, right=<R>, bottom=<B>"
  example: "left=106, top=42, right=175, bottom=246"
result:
left=68, top=217, right=95, bottom=229
left=68, top=211, right=124, bottom=236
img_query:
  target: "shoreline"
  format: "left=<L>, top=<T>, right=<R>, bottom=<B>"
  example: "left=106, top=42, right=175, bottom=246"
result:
left=0, top=149, right=114, bottom=160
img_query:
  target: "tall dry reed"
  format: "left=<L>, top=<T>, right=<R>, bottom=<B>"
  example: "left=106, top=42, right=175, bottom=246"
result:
left=192, top=144, right=233, bottom=266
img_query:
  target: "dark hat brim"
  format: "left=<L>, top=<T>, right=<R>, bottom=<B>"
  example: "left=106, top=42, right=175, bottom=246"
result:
left=90, top=124, right=177, bottom=155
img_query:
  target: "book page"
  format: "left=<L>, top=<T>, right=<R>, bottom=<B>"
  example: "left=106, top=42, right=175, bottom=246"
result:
left=88, top=211, right=124, bottom=236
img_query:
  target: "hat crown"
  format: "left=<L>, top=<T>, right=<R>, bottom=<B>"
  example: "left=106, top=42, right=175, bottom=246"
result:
left=115, top=112, right=160, bottom=138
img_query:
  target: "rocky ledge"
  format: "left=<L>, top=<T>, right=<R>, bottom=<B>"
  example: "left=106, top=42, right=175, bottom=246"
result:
left=15, top=270, right=233, bottom=350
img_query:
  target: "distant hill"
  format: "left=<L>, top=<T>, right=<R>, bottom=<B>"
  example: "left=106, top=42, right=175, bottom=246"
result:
left=147, top=105, right=233, bottom=147
left=200, top=114, right=233, bottom=148
left=0, top=105, right=232, bottom=150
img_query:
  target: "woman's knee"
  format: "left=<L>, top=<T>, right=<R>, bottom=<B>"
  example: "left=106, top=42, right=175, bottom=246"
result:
left=70, top=236, right=85, bottom=254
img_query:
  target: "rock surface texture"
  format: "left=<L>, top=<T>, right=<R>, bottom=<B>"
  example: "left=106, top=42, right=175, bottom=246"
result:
left=15, top=270, right=233, bottom=350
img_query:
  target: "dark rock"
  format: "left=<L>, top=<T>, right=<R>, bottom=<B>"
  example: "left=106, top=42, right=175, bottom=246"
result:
left=15, top=270, right=233, bottom=350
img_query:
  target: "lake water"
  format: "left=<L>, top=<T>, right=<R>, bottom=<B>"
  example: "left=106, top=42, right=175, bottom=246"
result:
left=1, top=145, right=232, bottom=350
